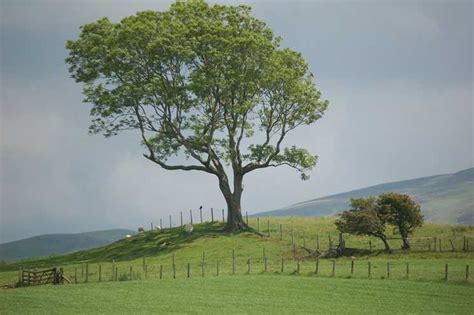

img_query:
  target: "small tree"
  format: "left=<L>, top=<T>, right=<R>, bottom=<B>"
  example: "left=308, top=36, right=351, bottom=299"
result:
left=377, top=193, right=423, bottom=249
left=335, top=197, right=391, bottom=251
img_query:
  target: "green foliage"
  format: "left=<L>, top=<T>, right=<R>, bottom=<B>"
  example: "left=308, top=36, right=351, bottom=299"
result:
left=335, top=197, right=391, bottom=250
left=336, top=193, right=425, bottom=250
left=377, top=192, right=424, bottom=249
left=65, top=0, right=328, bottom=182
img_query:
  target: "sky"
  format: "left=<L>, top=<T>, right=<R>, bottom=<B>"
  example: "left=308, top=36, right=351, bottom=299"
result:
left=1, top=0, right=472, bottom=243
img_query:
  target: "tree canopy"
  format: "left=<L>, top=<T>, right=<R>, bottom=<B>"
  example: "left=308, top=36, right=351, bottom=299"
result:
left=335, top=193, right=423, bottom=250
left=377, top=193, right=424, bottom=249
left=335, top=197, right=391, bottom=251
left=65, top=0, right=328, bottom=230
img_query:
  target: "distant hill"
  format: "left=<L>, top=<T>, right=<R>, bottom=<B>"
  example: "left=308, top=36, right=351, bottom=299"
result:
left=0, top=229, right=135, bottom=262
left=254, top=168, right=474, bottom=225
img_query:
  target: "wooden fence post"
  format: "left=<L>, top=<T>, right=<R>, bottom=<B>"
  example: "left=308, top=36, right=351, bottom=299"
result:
left=463, top=236, right=466, bottom=251
left=281, top=258, right=284, bottom=273
left=159, top=265, right=163, bottom=280
left=129, top=266, right=133, bottom=280
left=434, top=237, right=437, bottom=251
left=211, top=208, right=214, bottom=222
left=98, top=264, right=102, bottom=282
left=369, top=240, right=372, bottom=253
left=267, top=220, right=270, bottom=237
left=368, top=262, right=371, bottom=278
left=172, top=254, right=176, bottom=279
left=296, top=260, right=300, bottom=274
left=200, top=207, right=203, bottom=224
left=303, top=234, right=306, bottom=248
left=145, top=264, right=148, bottom=279
left=328, top=234, right=332, bottom=250
left=232, top=250, right=235, bottom=275
left=115, top=266, right=118, bottom=281
left=247, top=258, right=251, bottom=274
left=280, top=224, right=283, bottom=241
left=81, top=264, right=84, bottom=277
left=466, top=264, right=469, bottom=281
left=216, top=260, right=219, bottom=276
left=351, top=260, right=354, bottom=275
left=142, top=256, right=145, bottom=271
left=85, top=263, right=89, bottom=283
left=18, top=267, right=22, bottom=283
left=315, top=259, right=319, bottom=275
left=190, top=210, right=193, bottom=225
left=332, top=260, right=335, bottom=277
left=187, top=263, right=190, bottom=278
left=386, top=262, right=390, bottom=279
left=439, top=238, right=442, bottom=252
left=444, top=263, right=448, bottom=280
left=406, top=262, right=410, bottom=279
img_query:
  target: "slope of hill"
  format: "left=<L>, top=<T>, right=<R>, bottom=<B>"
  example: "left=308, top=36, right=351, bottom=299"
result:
left=0, top=229, right=135, bottom=262
left=254, top=168, right=474, bottom=225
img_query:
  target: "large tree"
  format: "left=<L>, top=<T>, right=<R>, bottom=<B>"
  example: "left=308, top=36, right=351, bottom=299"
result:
left=66, top=1, right=328, bottom=230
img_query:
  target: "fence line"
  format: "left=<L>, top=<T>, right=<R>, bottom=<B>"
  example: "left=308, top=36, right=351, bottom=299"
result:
left=45, top=256, right=470, bottom=286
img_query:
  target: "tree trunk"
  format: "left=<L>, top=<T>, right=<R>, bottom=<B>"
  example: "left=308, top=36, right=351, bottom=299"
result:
left=381, top=236, right=391, bottom=251
left=401, top=234, right=410, bottom=250
left=218, top=174, right=247, bottom=231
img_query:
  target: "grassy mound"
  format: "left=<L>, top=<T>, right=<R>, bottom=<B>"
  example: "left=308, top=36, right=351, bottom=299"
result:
left=0, top=217, right=472, bottom=285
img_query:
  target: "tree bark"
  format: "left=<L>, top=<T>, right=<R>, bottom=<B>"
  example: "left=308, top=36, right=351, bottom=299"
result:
left=401, top=234, right=410, bottom=249
left=218, top=174, right=247, bottom=231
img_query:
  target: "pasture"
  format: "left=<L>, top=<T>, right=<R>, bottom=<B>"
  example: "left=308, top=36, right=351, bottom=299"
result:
left=1, top=275, right=473, bottom=314
left=0, top=217, right=472, bottom=313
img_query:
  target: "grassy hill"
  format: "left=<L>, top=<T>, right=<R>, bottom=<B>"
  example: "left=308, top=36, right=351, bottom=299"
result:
left=0, top=229, right=135, bottom=262
left=0, top=218, right=472, bottom=314
left=254, top=168, right=474, bottom=224
left=0, top=218, right=472, bottom=283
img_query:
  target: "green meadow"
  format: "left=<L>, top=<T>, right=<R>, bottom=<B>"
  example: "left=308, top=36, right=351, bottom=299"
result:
left=0, top=217, right=472, bottom=313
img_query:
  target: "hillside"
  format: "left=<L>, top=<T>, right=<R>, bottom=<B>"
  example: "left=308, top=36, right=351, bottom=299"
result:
left=0, top=229, right=135, bottom=262
left=254, top=168, right=474, bottom=224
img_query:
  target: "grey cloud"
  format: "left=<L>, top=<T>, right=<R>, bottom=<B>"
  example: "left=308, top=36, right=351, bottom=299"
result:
left=1, top=0, right=472, bottom=242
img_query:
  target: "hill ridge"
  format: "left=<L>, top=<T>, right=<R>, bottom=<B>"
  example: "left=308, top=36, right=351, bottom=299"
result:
left=254, top=167, right=474, bottom=224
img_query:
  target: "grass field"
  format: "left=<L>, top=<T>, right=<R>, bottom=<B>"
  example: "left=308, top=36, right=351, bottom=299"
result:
left=0, top=217, right=472, bottom=313
left=1, top=275, right=473, bottom=314
left=0, top=218, right=473, bottom=285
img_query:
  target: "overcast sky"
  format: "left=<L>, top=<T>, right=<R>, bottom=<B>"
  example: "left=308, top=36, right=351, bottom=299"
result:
left=1, top=0, right=472, bottom=242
